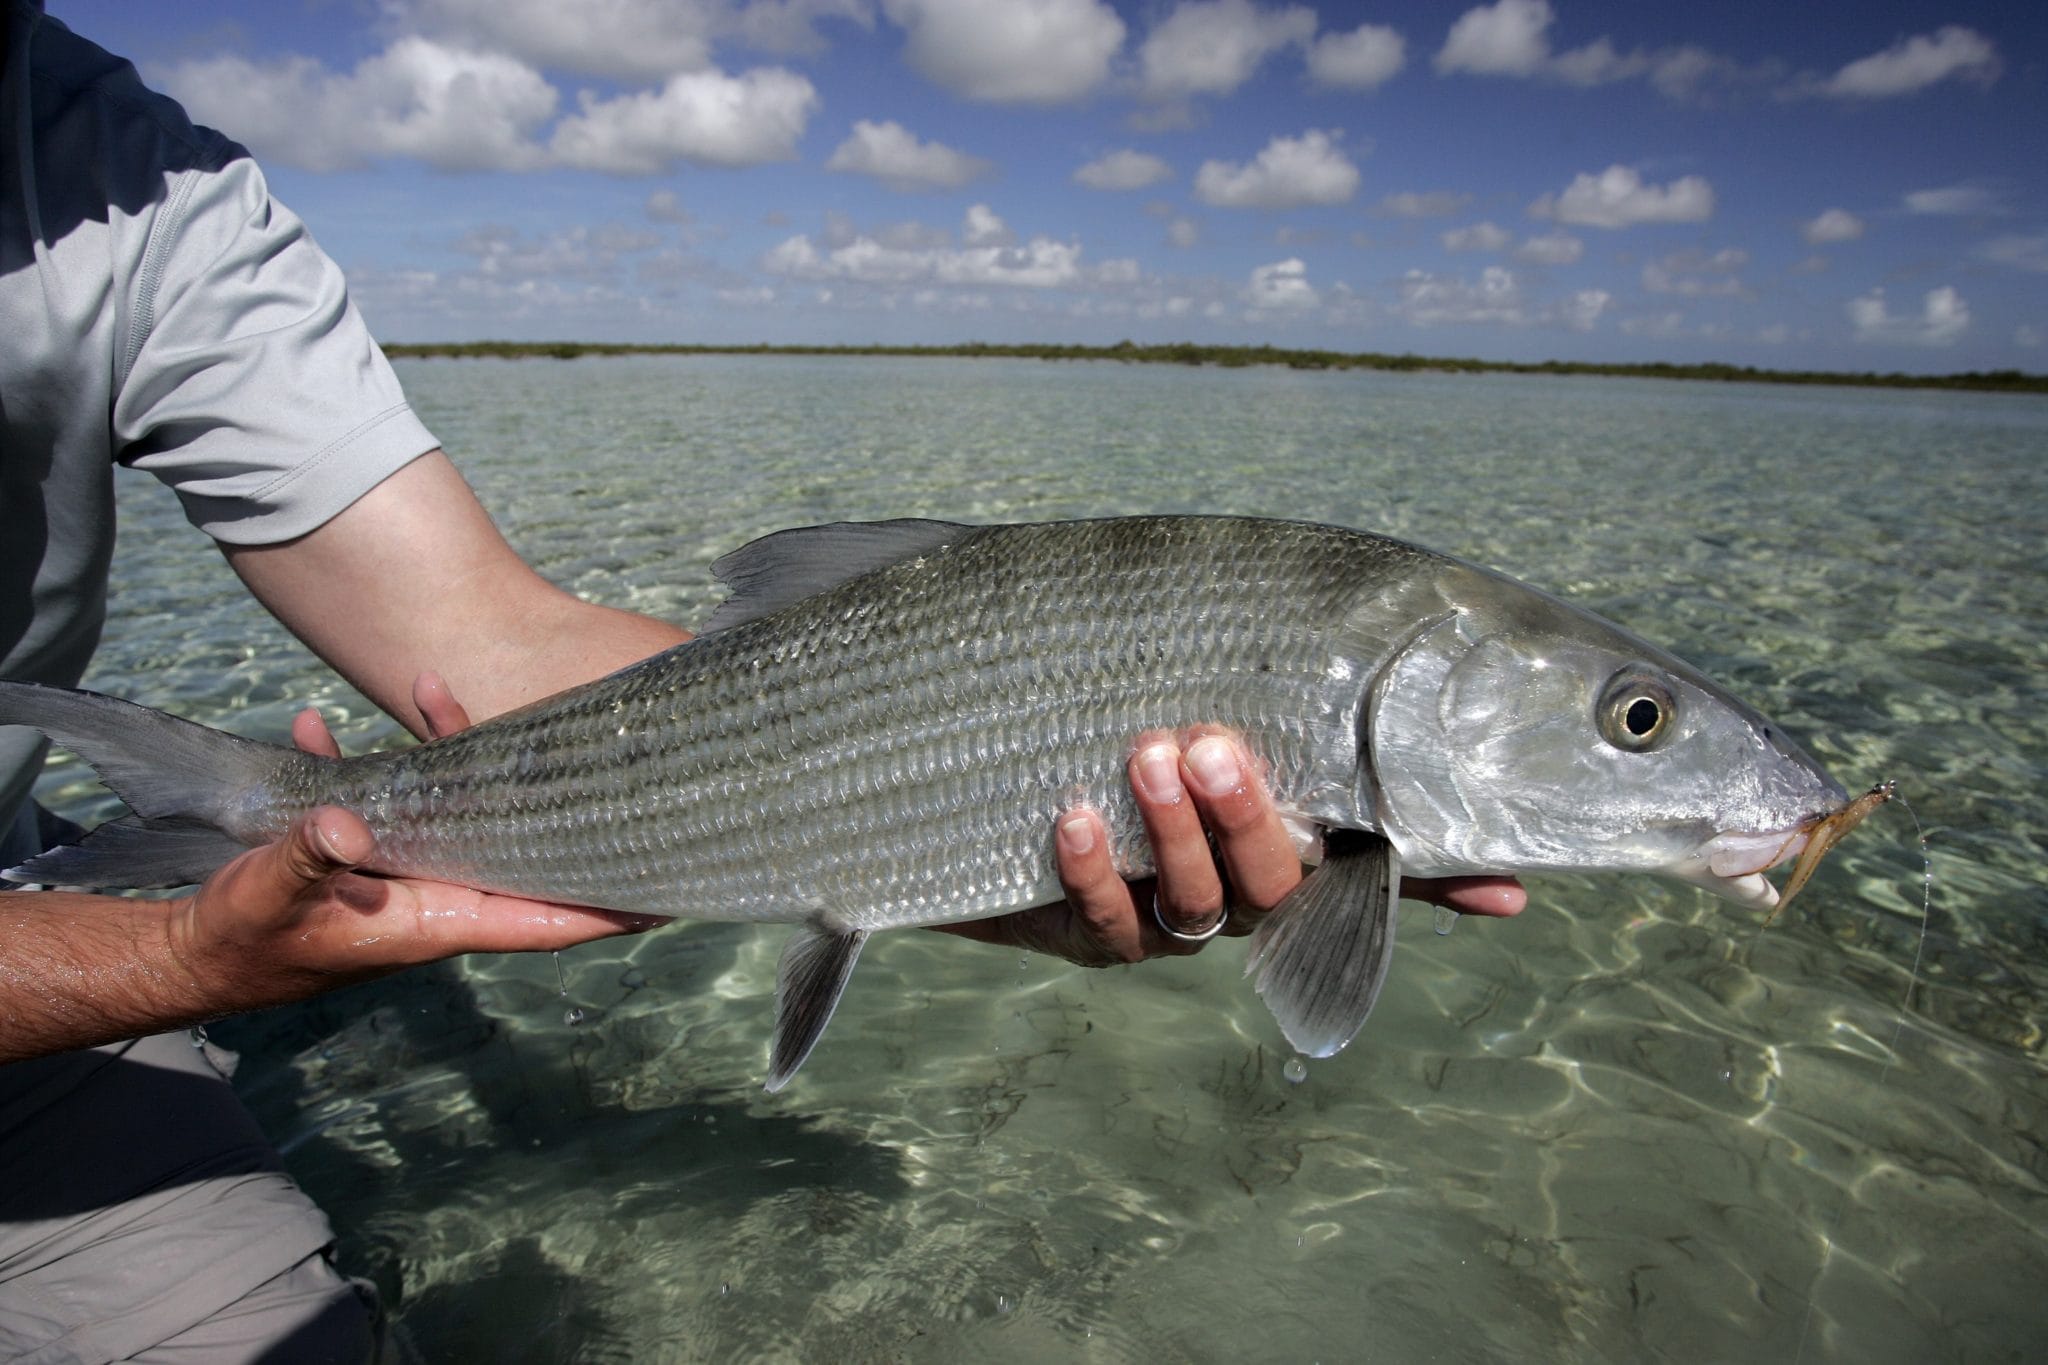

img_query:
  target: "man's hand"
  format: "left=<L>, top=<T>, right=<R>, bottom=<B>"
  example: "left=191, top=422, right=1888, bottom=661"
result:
left=159, top=804, right=663, bottom=1017
left=943, top=730, right=1527, bottom=967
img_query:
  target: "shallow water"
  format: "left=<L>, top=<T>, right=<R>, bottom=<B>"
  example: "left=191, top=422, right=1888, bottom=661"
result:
left=40, top=357, right=2048, bottom=1360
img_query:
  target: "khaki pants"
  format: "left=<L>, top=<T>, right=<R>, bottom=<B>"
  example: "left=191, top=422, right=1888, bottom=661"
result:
left=0, top=1029, right=380, bottom=1364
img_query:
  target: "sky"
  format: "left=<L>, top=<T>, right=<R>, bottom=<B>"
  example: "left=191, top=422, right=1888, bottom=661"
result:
left=55, top=0, right=2048, bottom=373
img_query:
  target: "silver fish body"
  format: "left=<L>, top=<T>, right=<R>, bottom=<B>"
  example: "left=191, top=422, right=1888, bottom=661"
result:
left=0, top=516, right=1848, bottom=1086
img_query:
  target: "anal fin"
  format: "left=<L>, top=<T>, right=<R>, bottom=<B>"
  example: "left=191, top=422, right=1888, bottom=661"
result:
left=1245, top=830, right=1399, bottom=1058
left=766, top=922, right=870, bottom=1092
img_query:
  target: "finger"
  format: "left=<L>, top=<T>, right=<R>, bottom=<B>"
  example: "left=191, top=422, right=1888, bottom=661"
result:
left=291, top=707, right=343, bottom=760
left=1051, top=808, right=1145, bottom=963
left=1181, top=733, right=1304, bottom=920
left=1405, top=876, right=1527, bottom=918
left=413, top=671, right=473, bottom=740
left=203, top=806, right=376, bottom=933
left=929, top=908, right=1119, bottom=968
left=403, top=890, right=669, bottom=955
left=1130, top=739, right=1225, bottom=943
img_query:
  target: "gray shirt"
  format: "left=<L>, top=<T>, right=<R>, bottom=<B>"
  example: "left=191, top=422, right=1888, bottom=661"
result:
left=0, top=0, right=437, bottom=858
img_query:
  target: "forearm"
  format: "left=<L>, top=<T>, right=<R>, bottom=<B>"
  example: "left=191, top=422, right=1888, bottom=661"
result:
left=440, top=592, right=690, bottom=725
left=226, top=451, right=689, bottom=735
left=0, top=889, right=213, bottom=1063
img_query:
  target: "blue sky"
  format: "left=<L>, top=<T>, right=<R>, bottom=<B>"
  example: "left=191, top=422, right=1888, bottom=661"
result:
left=58, top=0, right=2047, bottom=372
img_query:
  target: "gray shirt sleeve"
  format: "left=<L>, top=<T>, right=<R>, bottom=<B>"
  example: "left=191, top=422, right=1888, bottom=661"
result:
left=113, top=146, right=436, bottom=546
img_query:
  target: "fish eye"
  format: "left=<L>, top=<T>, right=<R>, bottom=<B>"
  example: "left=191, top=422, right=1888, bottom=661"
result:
left=1598, top=670, right=1676, bottom=752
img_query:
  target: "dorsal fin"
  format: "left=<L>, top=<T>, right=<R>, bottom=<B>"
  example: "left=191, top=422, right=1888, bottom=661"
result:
left=702, top=519, right=973, bottom=634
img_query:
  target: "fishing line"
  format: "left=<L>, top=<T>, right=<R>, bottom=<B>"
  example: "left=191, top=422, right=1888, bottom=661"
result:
left=1791, top=788, right=1935, bottom=1365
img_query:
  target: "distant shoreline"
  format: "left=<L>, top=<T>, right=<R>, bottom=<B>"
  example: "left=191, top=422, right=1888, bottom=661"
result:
left=380, top=340, right=2048, bottom=395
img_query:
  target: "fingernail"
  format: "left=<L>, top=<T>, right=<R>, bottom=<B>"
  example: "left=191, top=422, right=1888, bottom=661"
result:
left=309, top=812, right=353, bottom=864
left=1057, top=812, right=1096, bottom=856
left=1186, top=736, right=1241, bottom=798
left=1134, top=743, right=1183, bottom=804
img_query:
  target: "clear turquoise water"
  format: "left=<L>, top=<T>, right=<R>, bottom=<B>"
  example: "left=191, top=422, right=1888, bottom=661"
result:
left=43, top=357, right=2048, bottom=1361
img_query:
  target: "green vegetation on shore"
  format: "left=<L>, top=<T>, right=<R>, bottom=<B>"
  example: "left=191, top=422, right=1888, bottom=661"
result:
left=380, top=339, right=2048, bottom=395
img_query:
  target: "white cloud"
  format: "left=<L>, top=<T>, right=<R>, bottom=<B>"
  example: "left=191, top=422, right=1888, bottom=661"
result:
left=405, top=0, right=870, bottom=78
left=1167, top=218, right=1199, bottom=248
left=550, top=66, right=816, bottom=173
left=2016, top=325, right=2044, bottom=349
left=1074, top=149, right=1174, bottom=190
left=961, top=203, right=1013, bottom=247
left=1377, top=190, right=1470, bottom=218
left=1306, top=24, right=1405, bottom=89
left=1393, top=264, right=1607, bottom=331
left=1434, top=2, right=1776, bottom=103
left=824, top=119, right=993, bottom=190
left=882, top=0, right=1125, bottom=104
left=1848, top=286, right=1970, bottom=346
left=1096, top=257, right=1143, bottom=285
left=1433, top=0, right=1642, bottom=86
left=1194, top=129, right=1359, bottom=209
left=1903, top=185, right=2001, bottom=216
left=1530, top=165, right=1714, bottom=228
left=1620, top=311, right=1686, bottom=339
left=1396, top=265, right=1526, bottom=325
left=1802, top=208, right=1864, bottom=244
left=1648, top=45, right=1767, bottom=102
left=158, top=37, right=558, bottom=172
left=454, top=222, right=662, bottom=279
left=1435, top=0, right=1551, bottom=77
left=1246, top=257, right=1319, bottom=310
left=725, top=0, right=876, bottom=56
left=1138, top=0, right=1317, bottom=101
left=1514, top=230, right=1583, bottom=265
left=1443, top=221, right=1511, bottom=253
left=1547, top=35, right=1650, bottom=87
left=763, top=208, right=1087, bottom=289
left=645, top=190, right=691, bottom=224
left=1821, top=26, right=1999, bottom=98
left=1978, top=234, right=2048, bottom=274
left=406, top=0, right=709, bottom=80
left=1642, top=247, right=1748, bottom=297
left=1560, top=288, right=1611, bottom=331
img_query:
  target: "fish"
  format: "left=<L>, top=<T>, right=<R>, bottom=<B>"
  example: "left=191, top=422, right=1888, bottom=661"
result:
left=0, top=516, right=1853, bottom=1088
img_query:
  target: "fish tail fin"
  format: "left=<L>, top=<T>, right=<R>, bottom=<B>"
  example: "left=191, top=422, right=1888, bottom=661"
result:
left=0, top=681, right=303, bottom=888
left=765, top=921, right=869, bottom=1091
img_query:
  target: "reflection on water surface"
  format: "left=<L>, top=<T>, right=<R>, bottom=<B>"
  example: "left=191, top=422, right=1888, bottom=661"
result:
left=41, top=357, right=2047, bottom=1361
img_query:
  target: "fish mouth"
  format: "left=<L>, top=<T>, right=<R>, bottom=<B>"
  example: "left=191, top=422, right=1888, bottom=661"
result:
left=1684, top=826, right=1812, bottom=909
left=1682, top=782, right=1895, bottom=914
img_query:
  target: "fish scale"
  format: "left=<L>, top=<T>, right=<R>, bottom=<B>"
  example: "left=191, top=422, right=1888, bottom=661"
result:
left=242, top=519, right=1387, bottom=926
left=0, top=514, right=1852, bottom=1085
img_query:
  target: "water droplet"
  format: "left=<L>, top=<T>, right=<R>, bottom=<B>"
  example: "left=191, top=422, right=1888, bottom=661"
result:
left=564, top=1007, right=586, bottom=1027
left=1283, top=1057, right=1309, bottom=1084
left=719, top=1282, right=731, bottom=1297
left=996, top=1294, right=1011, bottom=1314
left=1433, top=906, right=1459, bottom=937
left=619, top=967, right=647, bottom=990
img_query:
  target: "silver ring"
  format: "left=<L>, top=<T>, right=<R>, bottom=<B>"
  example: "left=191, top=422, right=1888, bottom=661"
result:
left=1151, top=900, right=1227, bottom=943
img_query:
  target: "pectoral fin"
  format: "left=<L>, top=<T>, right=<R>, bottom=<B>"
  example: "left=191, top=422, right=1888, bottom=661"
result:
left=1245, top=830, right=1399, bottom=1058
left=766, top=922, right=870, bottom=1092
